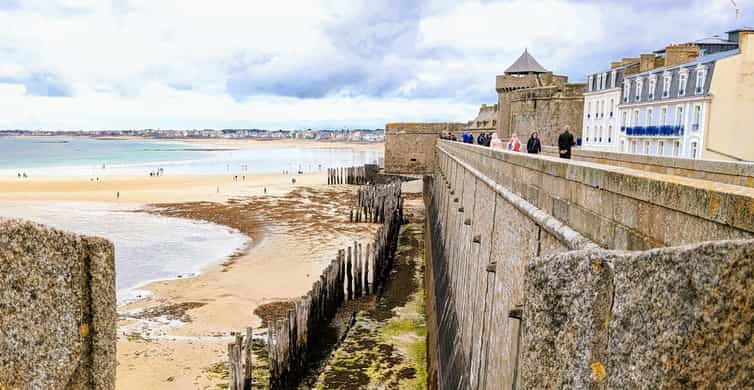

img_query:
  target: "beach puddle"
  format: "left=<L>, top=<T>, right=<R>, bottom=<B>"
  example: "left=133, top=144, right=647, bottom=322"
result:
left=0, top=201, right=249, bottom=304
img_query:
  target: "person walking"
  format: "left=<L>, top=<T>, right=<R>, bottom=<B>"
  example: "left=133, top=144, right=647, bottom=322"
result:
left=526, top=131, right=542, bottom=154
left=490, top=133, right=504, bottom=150
left=558, top=126, right=576, bottom=159
left=507, top=133, right=522, bottom=152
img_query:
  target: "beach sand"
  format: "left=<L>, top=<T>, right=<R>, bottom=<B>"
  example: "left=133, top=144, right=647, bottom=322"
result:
left=116, top=186, right=377, bottom=389
left=0, top=139, right=385, bottom=389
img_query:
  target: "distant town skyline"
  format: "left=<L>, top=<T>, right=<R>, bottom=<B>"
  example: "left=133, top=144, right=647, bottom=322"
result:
left=0, top=0, right=751, bottom=130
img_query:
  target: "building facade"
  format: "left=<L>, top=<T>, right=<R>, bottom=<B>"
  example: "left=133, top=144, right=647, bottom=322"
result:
left=464, top=103, right=498, bottom=138
left=582, top=62, right=628, bottom=152
left=496, top=50, right=585, bottom=146
left=582, top=28, right=754, bottom=161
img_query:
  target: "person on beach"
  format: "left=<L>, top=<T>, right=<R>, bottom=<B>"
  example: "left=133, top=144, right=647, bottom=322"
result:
left=490, top=133, right=504, bottom=150
left=507, top=133, right=522, bottom=152
left=17, top=173, right=20, bottom=179
left=116, top=191, right=120, bottom=199
left=558, top=125, right=576, bottom=159
left=264, top=187, right=267, bottom=194
left=526, top=131, right=542, bottom=154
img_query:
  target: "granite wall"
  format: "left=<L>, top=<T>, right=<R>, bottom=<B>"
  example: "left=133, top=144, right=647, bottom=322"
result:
left=0, top=219, right=116, bottom=390
left=424, top=140, right=754, bottom=389
left=384, top=122, right=464, bottom=175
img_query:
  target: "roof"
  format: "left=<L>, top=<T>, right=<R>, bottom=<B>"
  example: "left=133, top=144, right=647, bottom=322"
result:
left=625, top=49, right=740, bottom=79
left=504, top=49, right=548, bottom=74
left=726, top=27, right=754, bottom=33
left=694, top=36, right=738, bottom=45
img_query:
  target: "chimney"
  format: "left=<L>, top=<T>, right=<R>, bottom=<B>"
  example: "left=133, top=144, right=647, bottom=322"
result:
left=640, top=54, right=657, bottom=72
left=664, top=44, right=700, bottom=67
left=610, top=61, right=623, bottom=69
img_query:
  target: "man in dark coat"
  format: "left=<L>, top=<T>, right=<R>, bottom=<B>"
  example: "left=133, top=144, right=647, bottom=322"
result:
left=558, top=126, right=576, bottom=159
left=526, top=131, right=542, bottom=154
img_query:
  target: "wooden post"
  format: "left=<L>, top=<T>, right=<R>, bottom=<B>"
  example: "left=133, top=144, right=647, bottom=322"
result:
left=364, top=243, right=370, bottom=296
left=347, top=247, right=353, bottom=301
left=244, top=327, right=253, bottom=390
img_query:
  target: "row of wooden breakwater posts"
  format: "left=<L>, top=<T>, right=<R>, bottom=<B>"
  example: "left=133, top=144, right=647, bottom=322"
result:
left=226, top=182, right=404, bottom=389
left=327, top=166, right=367, bottom=185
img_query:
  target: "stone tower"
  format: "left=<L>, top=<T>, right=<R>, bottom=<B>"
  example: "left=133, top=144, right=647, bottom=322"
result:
left=496, top=49, right=586, bottom=146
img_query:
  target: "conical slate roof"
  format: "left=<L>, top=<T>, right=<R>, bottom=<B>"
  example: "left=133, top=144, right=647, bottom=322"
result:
left=504, top=49, right=548, bottom=74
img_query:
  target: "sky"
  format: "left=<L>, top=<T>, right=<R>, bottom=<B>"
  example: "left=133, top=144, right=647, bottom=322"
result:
left=0, top=0, right=751, bottom=130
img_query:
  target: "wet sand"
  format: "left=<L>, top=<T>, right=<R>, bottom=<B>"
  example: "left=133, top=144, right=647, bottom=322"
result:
left=116, top=186, right=378, bottom=389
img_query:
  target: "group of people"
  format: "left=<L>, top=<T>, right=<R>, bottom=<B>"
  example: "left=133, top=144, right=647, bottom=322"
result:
left=16, top=172, right=28, bottom=179
left=439, top=126, right=577, bottom=159
left=149, top=168, right=165, bottom=177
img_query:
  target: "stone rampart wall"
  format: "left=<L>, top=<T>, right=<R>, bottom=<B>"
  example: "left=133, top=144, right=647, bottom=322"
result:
left=542, top=145, right=754, bottom=188
left=425, top=140, right=754, bottom=389
left=384, top=122, right=464, bottom=175
left=0, top=219, right=116, bottom=389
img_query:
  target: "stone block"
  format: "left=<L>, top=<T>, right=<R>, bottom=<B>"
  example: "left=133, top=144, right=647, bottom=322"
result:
left=608, top=240, right=754, bottom=389
left=521, top=250, right=614, bottom=389
left=0, top=219, right=116, bottom=390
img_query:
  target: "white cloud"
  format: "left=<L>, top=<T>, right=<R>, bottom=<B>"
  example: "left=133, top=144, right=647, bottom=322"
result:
left=0, top=0, right=750, bottom=129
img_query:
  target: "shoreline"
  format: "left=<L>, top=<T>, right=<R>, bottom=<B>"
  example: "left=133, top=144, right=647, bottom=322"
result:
left=114, top=184, right=377, bottom=389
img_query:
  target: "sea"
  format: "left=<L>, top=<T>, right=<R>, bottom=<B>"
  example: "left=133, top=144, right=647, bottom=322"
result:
left=0, top=136, right=384, bottom=304
left=0, top=136, right=382, bottom=177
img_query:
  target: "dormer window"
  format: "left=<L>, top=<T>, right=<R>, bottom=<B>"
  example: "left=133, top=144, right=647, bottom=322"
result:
left=648, top=75, right=657, bottom=100
left=679, top=70, right=688, bottom=96
left=695, top=66, right=707, bottom=95
left=610, top=70, right=617, bottom=89
left=623, top=81, right=631, bottom=103
left=602, top=72, right=607, bottom=89
left=588, top=75, right=593, bottom=92
left=635, top=79, right=643, bottom=102
left=596, top=74, right=602, bottom=91
left=662, top=73, right=671, bottom=98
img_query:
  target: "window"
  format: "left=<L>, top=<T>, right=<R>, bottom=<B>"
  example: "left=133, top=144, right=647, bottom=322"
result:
left=622, top=111, right=628, bottom=127
left=609, top=99, right=614, bottom=117
left=675, top=106, right=684, bottom=126
left=611, top=70, right=617, bottom=89
left=492, top=120, right=496, bottom=126
left=602, top=72, right=607, bottom=89
left=658, top=140, right=665, bottom=156
left=673, top=141, right=680, bottom=156
left=693, top=105, right=702, bottom=131
left=621, top=140, right=625, bottom=152
left=644, top=140, right=651, bottom=155
left=679, top=71, right=688, bottom=96
left=596, top=74, right=602, bottom=91
left=586, top=126, right=590, bottom=142
left=601, top=100, right=605, bottom=118
left=695, top=67, right=706, bottom=95
left=690, top=141, right=698, bottom=158
left=646, top=109, right=653, bottom=126
left=623, top=81, right=631, bottom=103
left=635, top=79, right=643, bottom=102
left=608, top=125, right=613, bottom=143
left=588, top=75, right=593, bottom=92
left=662, top=74, right=671, bottom=98
left=660, top=107, right=668, bottom=125
left=648, top=76, right=656, bottom=100
left=587, top=102, right=591, bottom=119
left=633, top=110, right=640, bottom=126
left=631, top=140, right=638, bottom=153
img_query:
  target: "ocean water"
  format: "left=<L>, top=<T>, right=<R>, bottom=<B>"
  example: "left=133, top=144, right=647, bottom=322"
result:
left=0, top=137, right=382, bottom=177
left=0, top=201, right=248, bottom=304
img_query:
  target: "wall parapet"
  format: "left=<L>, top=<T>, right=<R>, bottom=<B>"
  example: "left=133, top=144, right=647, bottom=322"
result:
left=542, top=145, right=754, bottom=188
left=0, top=219, right=116, bottom=389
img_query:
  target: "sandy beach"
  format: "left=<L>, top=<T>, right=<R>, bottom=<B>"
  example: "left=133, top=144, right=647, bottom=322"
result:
left=0, top=139, right=385, bottom=389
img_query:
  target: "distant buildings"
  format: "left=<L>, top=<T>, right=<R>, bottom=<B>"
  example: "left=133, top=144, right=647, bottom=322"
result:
left=0, top=128, right=386, bottom=142
left=463, top=103, right=498, bottom=136
left=582, top=28, right=754, bottom=161
left=495, top=49, right=586, bottom=146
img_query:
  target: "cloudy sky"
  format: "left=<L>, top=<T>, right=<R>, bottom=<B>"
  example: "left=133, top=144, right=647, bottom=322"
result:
left=0, top=0, right=750, bottom=130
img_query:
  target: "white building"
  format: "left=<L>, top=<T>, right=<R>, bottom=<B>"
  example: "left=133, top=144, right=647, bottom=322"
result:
left=582, top=66, right=626, bottom=152
left=582, top=30, right=753, bottom=160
